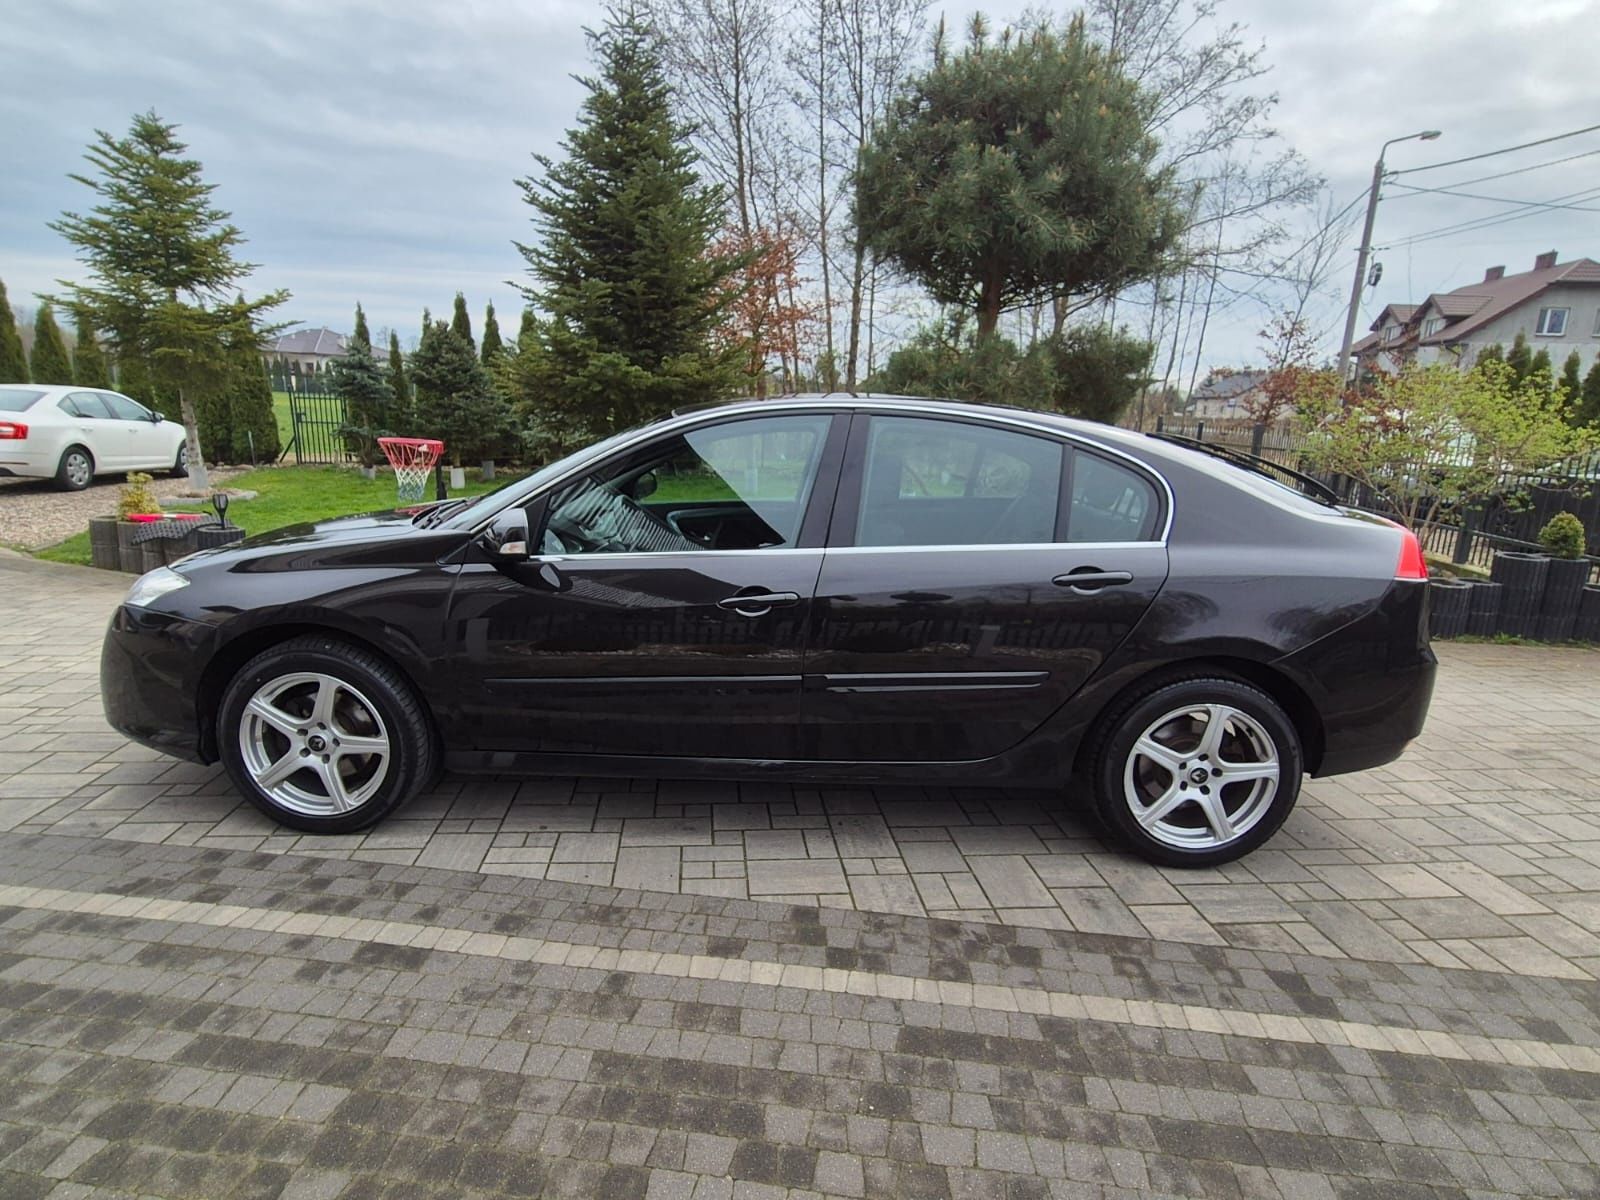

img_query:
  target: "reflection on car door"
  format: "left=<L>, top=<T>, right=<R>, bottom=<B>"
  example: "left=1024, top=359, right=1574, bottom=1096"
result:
left=802, top=414, right=1170, bottom=762
left=442, top=412, right=847, bottom=760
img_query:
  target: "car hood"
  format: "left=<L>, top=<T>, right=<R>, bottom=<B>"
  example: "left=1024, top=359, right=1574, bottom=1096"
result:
left=177, top=506, right=471, bottom=574
left=238, top=507, right=428, bottom=548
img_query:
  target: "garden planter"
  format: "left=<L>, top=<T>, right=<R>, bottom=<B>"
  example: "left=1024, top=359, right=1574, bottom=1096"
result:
left=87, top=517, right=120, bottom=571
left=449, top=466, right=466, bottom=491
left=1536, top=557, right=1591, bottom=642
left=1577, top=586, right=1600, bottom=643
left=139, top=539, right=167, bottom=574
left=1465, top=581, right=1502, bottom=637
left=1427, top=579, right=1471, bottom=639
left=115, top=522, right=142, bottom=573
left=1489, top=552, right=1549, bottom=638
left=193, top=526, right=245, bottom=551
left=481, top=459, right=496, bottom=481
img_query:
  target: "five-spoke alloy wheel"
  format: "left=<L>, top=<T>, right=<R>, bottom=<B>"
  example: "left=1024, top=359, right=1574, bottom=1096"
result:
left=219, top=636, right=435, bottom=832
left=1092, top=676, right=1301, bottom=866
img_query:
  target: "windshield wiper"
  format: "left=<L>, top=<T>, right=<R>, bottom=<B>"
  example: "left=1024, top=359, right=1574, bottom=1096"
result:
left=1148, top=432, right=1342, bottom=506
left=413, top=498, right=470, bottom=528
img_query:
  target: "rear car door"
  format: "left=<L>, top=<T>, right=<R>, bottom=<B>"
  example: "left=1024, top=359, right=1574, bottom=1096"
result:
left=62, top=392, right=125, bottom=469
left=803, top=413, right=1169, bottom=762
left=442, top=411, right=846, bottom=759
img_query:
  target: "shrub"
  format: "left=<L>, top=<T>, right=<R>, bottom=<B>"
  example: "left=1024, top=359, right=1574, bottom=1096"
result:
left=1538, top=511, right=1587, bottom=559
left=116, top=472, right=159, bottom=518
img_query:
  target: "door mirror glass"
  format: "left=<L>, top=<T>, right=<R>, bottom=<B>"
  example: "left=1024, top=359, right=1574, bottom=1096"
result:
left=629, top=470, right=658, bottom=500
left=484, top=518, right=529, bottom=560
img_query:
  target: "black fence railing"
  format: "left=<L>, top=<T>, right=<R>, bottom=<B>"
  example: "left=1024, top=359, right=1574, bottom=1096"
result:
left=279, top=388, right=350, bottom=467
left=1154, top=415, right=1599, bottom=581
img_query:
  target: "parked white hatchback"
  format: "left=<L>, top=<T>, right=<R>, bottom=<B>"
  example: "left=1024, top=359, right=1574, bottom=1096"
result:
left=0, top=385, right=189, bottom=490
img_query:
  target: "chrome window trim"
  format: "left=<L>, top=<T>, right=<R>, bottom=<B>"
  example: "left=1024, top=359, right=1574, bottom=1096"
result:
left=513, top=540, right=1163, bottom=565
left=462, top=397, right=1175, bottom=546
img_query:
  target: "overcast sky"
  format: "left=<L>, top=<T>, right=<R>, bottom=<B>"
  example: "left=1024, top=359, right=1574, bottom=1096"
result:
left=4, top=0, right=1598, bottom=383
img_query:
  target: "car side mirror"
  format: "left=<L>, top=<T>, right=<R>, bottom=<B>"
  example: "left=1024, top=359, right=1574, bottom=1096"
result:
left=152, top=412, right=164, bottom=423
left=632, top=471, right=658, bottom=500
left=491, top=520, right=530, bottom=560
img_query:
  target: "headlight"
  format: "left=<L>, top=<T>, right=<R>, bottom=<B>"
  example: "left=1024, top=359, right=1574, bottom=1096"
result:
left=124, top=566, right=191, bottom=608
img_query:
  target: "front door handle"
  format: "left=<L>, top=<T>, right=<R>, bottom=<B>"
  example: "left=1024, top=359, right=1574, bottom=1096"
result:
left=1052, top=569, right=1134, bottom=594
left=717, top=589, right=801, bottom=616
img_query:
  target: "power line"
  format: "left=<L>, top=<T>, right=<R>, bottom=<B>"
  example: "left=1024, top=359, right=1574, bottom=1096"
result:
left=1390, top=123, right=1600, bottom=176
left=1387, top=182, right=1600, bottom=213
left=1379, top=185, right=1600, bottom=250
left=1426, top=146, right=1600, bottom=190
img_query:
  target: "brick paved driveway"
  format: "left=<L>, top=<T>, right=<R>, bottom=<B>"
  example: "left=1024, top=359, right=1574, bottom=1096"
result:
left=2, top=551, right=1598, bottom=1198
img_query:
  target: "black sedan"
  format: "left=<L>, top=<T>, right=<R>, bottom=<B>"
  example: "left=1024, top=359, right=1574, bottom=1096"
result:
left=101, top=396, right=1436, bottom=866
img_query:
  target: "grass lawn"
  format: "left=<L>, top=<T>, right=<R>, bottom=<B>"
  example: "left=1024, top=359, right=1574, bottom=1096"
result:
left=34, top=464, right=522, bottom=567
left=271, top=391, right=293, bottom=451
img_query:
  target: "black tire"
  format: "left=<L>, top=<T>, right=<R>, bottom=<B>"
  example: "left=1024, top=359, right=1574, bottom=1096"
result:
left=217, top=635, right=436, bottom=834
left=1090, top=675, right=1302, bottom=867
left=56, top=445, right=94, bottom=491
left=171, top=442, right=188, bottom=478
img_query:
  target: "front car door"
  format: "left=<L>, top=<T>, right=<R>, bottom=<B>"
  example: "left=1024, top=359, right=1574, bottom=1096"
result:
left=803, top=412, right=1169, bottom=762
left=442, top=411, right=847, bottom=760
left=99, top=392, right=159, bottom=469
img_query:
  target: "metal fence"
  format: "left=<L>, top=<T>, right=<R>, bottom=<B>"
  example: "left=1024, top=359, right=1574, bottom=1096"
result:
left=279, top=388, right=350, bottom=467
left=1154, top=416, right=1599, bottom=578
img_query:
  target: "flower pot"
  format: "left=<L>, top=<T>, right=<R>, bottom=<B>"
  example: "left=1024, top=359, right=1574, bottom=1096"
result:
left=449, top=466, right=466, bottom=491
left=139, top=538, right=167, bottom=574
left=1577, top=585, right=1600, bottom=643
left=194, top=526, right=245, bottom=551
left=481, top=459, right=496, bottom=481
left=1464, top=580, right=1502, bottom=637
left=1535, top=556, right=1591, bottom=642
left=88, top=516, right=120, bottom=571
left=1489, top=551, right=1548, bottom=638
left=115, top=521, right=142, bottom=573
left=1427, top=578, right=1471, bottom=639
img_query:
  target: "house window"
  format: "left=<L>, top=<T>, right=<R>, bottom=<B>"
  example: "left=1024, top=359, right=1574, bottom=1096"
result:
left=1536, top=307, right=1569, bottom=336
left=1383, top=324, right=1400, bottom=344
left=1421, top=317, right=1444, bottom=337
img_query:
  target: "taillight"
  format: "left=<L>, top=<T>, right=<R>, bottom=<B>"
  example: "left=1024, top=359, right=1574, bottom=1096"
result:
left=1395, top=526, right=1428, bottom=580
left=0, top=421, right=25, bottom=440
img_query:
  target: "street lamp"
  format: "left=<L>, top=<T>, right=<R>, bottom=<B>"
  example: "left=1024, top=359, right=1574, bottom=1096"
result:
left=1335, top=129, right=1443, bottom=383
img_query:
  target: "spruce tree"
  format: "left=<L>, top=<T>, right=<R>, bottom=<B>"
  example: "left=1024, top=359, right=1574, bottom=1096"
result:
left=387, top=331, right=413, bottom=430
left=72, top=312, right=110, bottom=386
left=1476, top=343, right=1505, bottom=367
left=331, top=305, right=393, bottom=468
left=411, top=319, right=505, bottom=467
left=480, top=302, right=504, bottom=364
left=513, top=5, right=746, bottom=444
left=1506, top=333, right=1532, bottom=384
left=29, top=303, right=72, bottom=384
left=1578, top=359, right=1600, bottom=429
left=0, top=280, right=27, bottom=382
left=1529, top=347, right=1553, bottom=386
left=48, top=111, right=287, bottom=491
left=450, top=293, right=474, bottom=350
left=1560, top=351, right=1582, bottom=407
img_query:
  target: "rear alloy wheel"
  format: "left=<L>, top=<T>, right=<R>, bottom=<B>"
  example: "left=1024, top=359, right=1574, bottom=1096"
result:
left=218, top=636, right=435, bottom=833
left=1092, top=677, right=1301, bottom=867
left=56, top=446, right=93, bottom=491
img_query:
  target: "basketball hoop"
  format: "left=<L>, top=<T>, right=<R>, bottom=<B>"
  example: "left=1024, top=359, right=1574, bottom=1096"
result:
left=378, top=437, right=445, bottom=502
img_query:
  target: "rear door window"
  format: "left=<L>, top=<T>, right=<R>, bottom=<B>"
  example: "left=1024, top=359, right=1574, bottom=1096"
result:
left=1068, top=452, right=1159, bottom=542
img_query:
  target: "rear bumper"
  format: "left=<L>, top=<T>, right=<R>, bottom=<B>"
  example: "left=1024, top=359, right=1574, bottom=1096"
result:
left=1277, top=579, right=1436, bottom=778
left=101, top=604, right=211, bottom=764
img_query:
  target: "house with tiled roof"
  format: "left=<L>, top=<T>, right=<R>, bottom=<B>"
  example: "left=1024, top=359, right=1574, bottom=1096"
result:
left=1354, top=251, right=1600, bottom=376
left=1186, top=368, right=1270, bottom=419
left=265, top=328, right=349, bottom=376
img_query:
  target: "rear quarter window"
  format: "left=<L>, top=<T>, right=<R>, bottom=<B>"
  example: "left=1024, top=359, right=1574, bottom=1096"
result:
left=0, top=388, right=46, bottom=412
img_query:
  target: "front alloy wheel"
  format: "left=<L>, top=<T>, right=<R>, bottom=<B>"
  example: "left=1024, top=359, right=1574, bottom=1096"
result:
left=1093, top=677, right=1301, bottom=866
left=219, top=635, right=435, bottom=833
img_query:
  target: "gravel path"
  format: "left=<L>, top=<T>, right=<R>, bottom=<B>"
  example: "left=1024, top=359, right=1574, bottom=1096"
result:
left=0, top=467, right=244, bottom=550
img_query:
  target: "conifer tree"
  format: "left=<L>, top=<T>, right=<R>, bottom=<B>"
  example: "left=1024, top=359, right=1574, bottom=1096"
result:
left=1577, top=359, right=1600, bottom=429
left=411, top=319, right=505, bottom=467
left=229, top=344, right=281, bottom=462
left=0, top=280, right=27, bottom=382
left=1560, top=351, right=1582, bottom=406
left=72, top=312, right=110, bottom=386
left=1506, top=333, right=1532, bottom=384
left=387, top=331, right=413, bottom=430
left=28, top=303, right=72, bottom=384
left=480, top=302, right=504, bottom=364
left=48, top=112, right=287, bottom=490
left=352, top=303, right=372, bottom=350
left=512, top=4, right=746, bottom=445
left=331, top=305, right=393, bottom=468
left=1529, top=347, right=1553, bottom=386
left=1476, top=343, right=1504, bottom=367
left=450, top=293, right=474, bottom=350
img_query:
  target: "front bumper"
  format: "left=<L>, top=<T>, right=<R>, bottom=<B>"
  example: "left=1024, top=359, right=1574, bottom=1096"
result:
left=100, top=604, right=212, bottom=763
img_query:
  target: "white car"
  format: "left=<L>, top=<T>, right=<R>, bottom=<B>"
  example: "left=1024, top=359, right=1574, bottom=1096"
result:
left=0, top=384, right=189, bottom=490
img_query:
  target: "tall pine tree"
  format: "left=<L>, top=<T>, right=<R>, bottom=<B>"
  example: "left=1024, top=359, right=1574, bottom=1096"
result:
left=480, top=302, right=504, bottom=364
left=72, top=313, right=110, bottom=386
left=29, top=303, right=72, bottom=384
left=411, top=319, right=505, bottom=467
left=331, top=305, right=392, bottom=468
left=512, top=4, right=746, bottom=445
left=0, top=279, right=27, bottom=382
left=1560, top=351, right=1582, bottom=407
left=1578, top=359, right=1600, bottom=429
left=387, top=331, right=413, bottom=430
left=352, top=303, right=372, bottom=351
left=450, top=293, right=474, bottom=350
left=1506, top=333, right=1532, bottom=384
left=48, top=111, right=287, bottom=491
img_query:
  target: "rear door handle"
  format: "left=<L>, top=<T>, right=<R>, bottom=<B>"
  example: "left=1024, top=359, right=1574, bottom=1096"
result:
left=717, top=590, right=801, bottom=615
left=1052, top=569, right=1134, bottom=593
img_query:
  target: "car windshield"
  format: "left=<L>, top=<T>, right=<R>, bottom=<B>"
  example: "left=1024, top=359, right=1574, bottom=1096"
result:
left=0, top=387, right=45, bottom=412
left=445, top=415, right=675, bottom=528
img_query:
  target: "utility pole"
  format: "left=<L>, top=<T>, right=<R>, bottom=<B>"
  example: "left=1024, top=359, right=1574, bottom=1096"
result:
left=1336, top=129, right=1442, bottom=383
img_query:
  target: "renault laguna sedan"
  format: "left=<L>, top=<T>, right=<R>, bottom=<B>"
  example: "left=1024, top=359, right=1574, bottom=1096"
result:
left=101, top=396, right=1435, bottom=866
